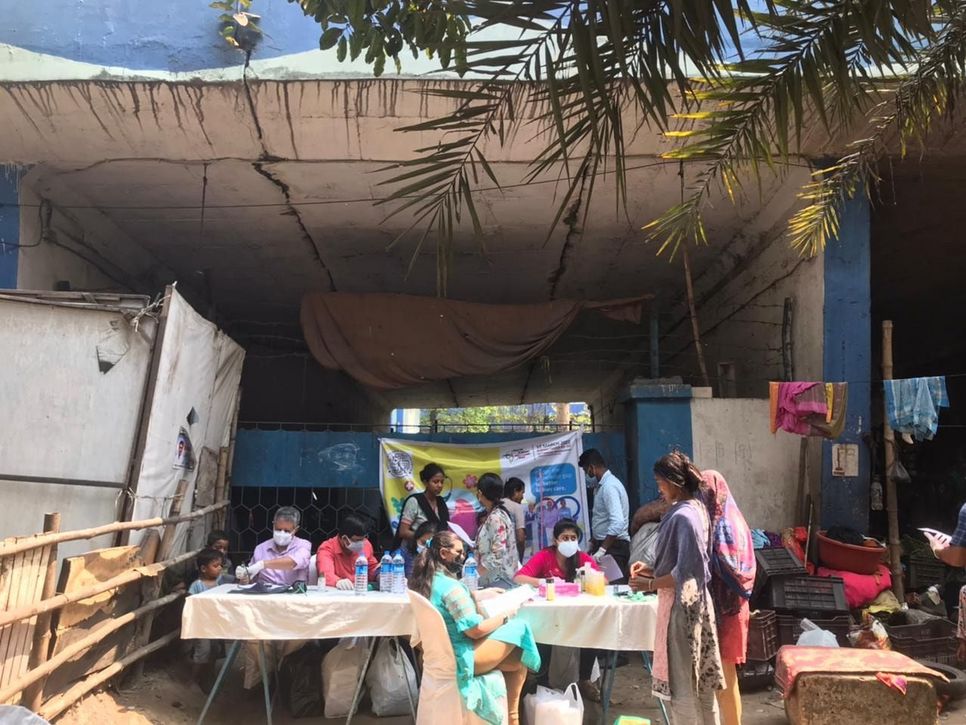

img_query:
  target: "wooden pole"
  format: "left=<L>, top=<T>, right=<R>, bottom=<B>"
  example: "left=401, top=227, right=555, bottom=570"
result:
left=0, top=592, right=182, bottom=705
left=882, top=320, right=905, bottom=600
left=130, top=478, right=188, bottom=681
left=0, top=500, right=228, bottom=559
left=23, top=512, right=61, bottom=711
left=682, top=246, right=711, bottom=388
left=214, top=448, right=229, bottom=531
left=37, top=630, right=179, bottom=721
left=0, top=548, right=199, bottom=630
left=116, top=286, right=174, bottom=546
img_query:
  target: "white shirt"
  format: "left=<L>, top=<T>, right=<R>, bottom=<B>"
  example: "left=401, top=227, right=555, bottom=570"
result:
left=502, top=499, right=527, bottom=531
left=591, top=470, right=630, bottom=542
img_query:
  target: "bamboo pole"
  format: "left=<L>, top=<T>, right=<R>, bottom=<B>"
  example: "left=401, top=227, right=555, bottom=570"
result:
left=682, top=246, right=711, bottom=388
left=214, top=448, right=229, bottom=531
left=0, top=592, right=182, bottom=705
left=37, top=630, right=179, bottom=721
left=882, top=320, right=905, bottom=600
left=0, top=500, right=228, bottom=559
left=22, top=513, right=61, bottom=711
left=0, top=549, right=199, bottom=630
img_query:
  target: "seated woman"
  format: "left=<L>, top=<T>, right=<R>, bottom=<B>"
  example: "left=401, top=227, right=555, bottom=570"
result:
left=513, top=519, right=602, bottom=703
left=410, top=530, right=540, bottom=725
left=402, top=521, right=437, bottom=578
left=475, top=472, right=520, bottom=589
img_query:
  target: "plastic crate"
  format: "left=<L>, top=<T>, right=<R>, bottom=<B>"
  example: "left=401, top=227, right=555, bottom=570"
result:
left=776, top=614, right=854, bottom=647
left=762, top=575, right=848, bottom=614
left=746, top=609, right=779, bottom=661
left=887, top=618, right=958, bottom=665
left=907, top=553, right=947, bottom=590
left=737, top=661, right=775, bottom=691
left=756, top=547, right=807, bottom=578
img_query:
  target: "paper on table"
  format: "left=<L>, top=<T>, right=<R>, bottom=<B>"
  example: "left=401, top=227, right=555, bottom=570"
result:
left=599, top=554, right=624, bottom=583
left=448, top=521, right=475, bottom=548
left=479, top=585, right=536, bottom=619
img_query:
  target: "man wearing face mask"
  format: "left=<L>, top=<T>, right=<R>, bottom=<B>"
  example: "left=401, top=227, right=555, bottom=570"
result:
left=579, top=448, right=630, bottom=581
left=316, top=514, right=380, bottom=590
left=236, top=506, right=311, bottom=586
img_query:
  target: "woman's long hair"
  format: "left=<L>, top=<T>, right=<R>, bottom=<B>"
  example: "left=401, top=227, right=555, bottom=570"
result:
left=409, top=529, right=459, bottom=598
left=553, top=518, right=581, bottom=583
left=653, top=450, right=703, bottom=495
left=405, top=521, right=438, bottom=555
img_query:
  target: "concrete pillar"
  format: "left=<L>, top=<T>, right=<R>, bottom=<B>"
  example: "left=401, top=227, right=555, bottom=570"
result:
left=0, top=166, right=24, bottom=288
left=822, top=194, right=872, bottom=532
left=622, top=383, right=694, bottom=509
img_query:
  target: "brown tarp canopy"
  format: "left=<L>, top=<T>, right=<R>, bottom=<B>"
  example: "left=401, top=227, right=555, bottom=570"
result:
left=300, top=292, right=648, bottom=390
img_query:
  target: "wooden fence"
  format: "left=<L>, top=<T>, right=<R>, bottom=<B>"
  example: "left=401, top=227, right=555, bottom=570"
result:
left=0, top=490, right=228, bottom=721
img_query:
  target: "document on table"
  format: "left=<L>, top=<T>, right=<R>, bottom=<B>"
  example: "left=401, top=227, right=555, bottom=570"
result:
left=599, top=554, right=624, bottom=583
left=479, top=585, right=536, bottom=619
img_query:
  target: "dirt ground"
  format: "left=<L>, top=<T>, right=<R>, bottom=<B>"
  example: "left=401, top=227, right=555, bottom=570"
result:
left=55, top=654, right=966, bottom=725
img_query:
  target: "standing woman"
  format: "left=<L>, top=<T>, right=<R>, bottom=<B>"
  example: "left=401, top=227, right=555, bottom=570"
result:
left=629, top=452, right=723, bottom=725
left=700, top=470, right=756, bottom=725
left=396, top=463, right=449, bottom=544
left=475, top=472, right=520, bottom=588
left=409, top=530, right=541, bottom=725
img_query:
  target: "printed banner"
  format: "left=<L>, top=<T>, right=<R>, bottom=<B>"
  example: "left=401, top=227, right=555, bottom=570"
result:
left=379, top=432, right=589, bottom=555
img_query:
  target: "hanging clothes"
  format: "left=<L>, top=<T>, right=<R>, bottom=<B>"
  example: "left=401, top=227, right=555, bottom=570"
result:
left=883, top=377, right=949, bottom=441
left=770, top=382, right=849, bottom=438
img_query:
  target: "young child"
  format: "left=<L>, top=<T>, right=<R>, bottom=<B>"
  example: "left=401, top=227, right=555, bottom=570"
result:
left=188, top=548, right=229, bottom=690
left=205, top=529, right=235, bottom=582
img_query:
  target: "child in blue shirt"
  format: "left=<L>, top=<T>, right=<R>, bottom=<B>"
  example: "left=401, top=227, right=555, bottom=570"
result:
left=188, top=548, right=229, bottom=690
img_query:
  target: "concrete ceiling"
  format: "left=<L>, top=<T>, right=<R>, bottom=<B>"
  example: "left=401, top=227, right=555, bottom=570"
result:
left=3, top=77, right=823, bottom=407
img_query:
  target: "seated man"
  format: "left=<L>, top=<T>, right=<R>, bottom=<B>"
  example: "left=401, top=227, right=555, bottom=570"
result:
left=316, top=514, right=380, bottom=589
left=235, top=506, right=311, bottom=689
left=236, top=506, right=310, bottom=585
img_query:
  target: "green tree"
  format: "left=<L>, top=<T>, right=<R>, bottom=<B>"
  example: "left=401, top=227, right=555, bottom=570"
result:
left=283, top=0, right=963, bottom=289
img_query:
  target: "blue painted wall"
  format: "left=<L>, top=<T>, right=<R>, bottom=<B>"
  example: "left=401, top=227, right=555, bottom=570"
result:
left=0, top=168, right=21, bottom=289
left=624, top=384, right=694, bottom=508
left=0, top=0, right=322, bottom=71
left=822, top=195, right=872, bottom=532
left=233, top=428, right=626, bottom=491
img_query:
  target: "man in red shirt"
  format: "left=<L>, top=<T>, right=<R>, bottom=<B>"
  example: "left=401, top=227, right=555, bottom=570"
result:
left=316, top=514, right=380, bottom=589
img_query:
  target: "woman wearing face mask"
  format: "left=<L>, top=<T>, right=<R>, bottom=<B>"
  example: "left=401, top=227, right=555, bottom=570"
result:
left=396, top=462, right=450, bottom=545
left=402, top=521, right=437, bottom=578
left=316, top=514, right=380, bottom=590
left=410, top=530, right=541, bottom=725
left=514, top=519, right=603, bottom=702
left=629, top=451, right=724, bottom=725
left=475, top=472, right=521, bottom=588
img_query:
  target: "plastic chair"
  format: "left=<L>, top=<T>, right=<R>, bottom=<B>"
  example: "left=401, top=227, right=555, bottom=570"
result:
left=308, top=554, right=319, bottom=586
left=407, top=590, right=508, bottom=725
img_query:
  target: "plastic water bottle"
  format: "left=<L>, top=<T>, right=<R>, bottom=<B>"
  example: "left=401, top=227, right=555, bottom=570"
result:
left=462, top=553, right=478, bottom=592
left=379, top=551, right=393, bottom=591
left=392, top=550, right=406, bottom=594
left=354, top=553, right=368, bottom=596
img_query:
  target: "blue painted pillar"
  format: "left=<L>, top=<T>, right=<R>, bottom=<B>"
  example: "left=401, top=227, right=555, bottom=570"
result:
left=0, top=167, right=23, bottom=288
left=822, top=195, right=872, bottom=532
left=623, top=383, right=694, bottom=508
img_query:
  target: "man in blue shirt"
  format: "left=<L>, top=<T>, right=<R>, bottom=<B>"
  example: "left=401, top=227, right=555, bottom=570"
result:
left=580, top=448, right=630, bottom=581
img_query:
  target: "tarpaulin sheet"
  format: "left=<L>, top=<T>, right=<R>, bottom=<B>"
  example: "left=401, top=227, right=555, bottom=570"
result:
left=131, top=288, right=244, bottom=555
left=300, top=292, right=646, bottom=389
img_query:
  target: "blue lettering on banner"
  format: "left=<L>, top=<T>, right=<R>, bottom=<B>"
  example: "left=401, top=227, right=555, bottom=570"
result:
left=530, top=464, right=577, bottom=497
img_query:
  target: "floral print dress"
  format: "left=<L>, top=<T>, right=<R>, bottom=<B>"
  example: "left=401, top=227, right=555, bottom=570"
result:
left=475, top=506, right=520, bottom=587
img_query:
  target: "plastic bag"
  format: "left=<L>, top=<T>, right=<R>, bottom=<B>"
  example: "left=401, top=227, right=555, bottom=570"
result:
left=278, top=643, right=324, bottom=718
left=523, top=683, right=583, bottom=725
left=848, top=617, right=891, bottom=650
left=0, top=707, right=51, bottom=725
left=796, top=618, right=839, bottom=648
left=365, top=638, right=418, bottom=717
left=322, top=637, right=370, bottom=718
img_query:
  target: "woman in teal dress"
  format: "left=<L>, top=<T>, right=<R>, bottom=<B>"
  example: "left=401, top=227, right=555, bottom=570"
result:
left=409, top=530, right=540, bottom=725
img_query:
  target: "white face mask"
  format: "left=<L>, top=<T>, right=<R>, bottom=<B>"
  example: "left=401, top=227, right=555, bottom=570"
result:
left=273, top=530, right=293, bottom=548
left=557, top=540, right=580, bottom=558
left=345, top=539, right=365, bottom=553
left=416, top=543, right=427, bottom=554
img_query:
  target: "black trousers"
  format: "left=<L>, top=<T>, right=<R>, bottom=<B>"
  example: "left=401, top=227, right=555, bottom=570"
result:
left=536, top=643, right=600, bottom=683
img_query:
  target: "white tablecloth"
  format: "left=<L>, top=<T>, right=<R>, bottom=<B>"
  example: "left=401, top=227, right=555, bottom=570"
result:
left=518, top=594, right=657, bottom=651
left=182, top=585, right=658, bottom=651
left=182, top=584, right=413, bottom=640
